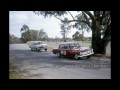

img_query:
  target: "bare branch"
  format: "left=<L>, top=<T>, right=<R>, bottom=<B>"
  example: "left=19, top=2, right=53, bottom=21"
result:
left=80, top=21, right=92, bottom=29
left=54, top=15, right=65, bottom=22
left=68, top=11, right=75, bottom=20
left=53, top=14, right=92, bottom=29
left=82, top=11, right=91, bottom=28
left=84, top=11, right=94, bottom=20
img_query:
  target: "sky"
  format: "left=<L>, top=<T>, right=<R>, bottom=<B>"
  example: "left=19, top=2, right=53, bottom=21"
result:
left=9, top=11, right=92, bottom=38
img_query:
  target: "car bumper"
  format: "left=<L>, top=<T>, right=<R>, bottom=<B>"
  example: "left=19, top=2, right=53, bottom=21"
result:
left=78, top=52, right=94, bottom=57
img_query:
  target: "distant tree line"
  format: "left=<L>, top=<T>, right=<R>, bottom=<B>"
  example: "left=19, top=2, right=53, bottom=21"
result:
left=10, top=24, right=92, bottom=44
left=9, top=34, right=22, bottom=44
left=20, top=24, right=74, bottom=43
left=20, top=24, right=48, bottom=43
left=72, top=31, right=92, bottom=41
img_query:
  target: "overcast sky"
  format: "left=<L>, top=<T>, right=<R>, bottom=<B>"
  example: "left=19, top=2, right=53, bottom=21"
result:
left=9, top=11, right=92, bottom=38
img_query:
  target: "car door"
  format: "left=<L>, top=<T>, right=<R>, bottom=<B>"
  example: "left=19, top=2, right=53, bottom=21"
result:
left=58, top=44, right=65, bottom=56
left=64, top=44, right=73, bottom=57
left=33, top=43, right=37, bottom=49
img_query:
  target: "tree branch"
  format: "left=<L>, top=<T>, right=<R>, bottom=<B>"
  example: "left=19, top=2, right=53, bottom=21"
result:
left=100, top=11, right=106, bottom=24
left=84, top=11, right=95, bottom=21
left=67, top=11, right=75, bottom=20
left=54, top=15, right=92, bottom=29
left=81, top=11, right=91, bottom=28
left=102, top=24, right=111, bottom=43
left=54, top=15, right=65, bottom=22
left=80, top=21, right=92, bottom=29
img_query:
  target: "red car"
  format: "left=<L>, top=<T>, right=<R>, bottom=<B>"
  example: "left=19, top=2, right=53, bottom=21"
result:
left=52, top=42, right=94, bottom=59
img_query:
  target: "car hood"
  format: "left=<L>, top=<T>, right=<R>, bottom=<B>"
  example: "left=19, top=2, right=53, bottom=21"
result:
left=80, top=47, right=89, bottom=49
left=79, top=47, right=91, bottom=51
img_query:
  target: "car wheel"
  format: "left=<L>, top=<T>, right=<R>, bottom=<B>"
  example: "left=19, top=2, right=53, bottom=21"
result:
left=57, top=52, right=61, bottom=57
left=86, top=55, right=91, bottom=59
left=36, top=48, right=40, bottom=52
left=74, top=54, right=79, bottom=60
left=45, top=49, right=47, bottom=51
left=31, top=48, right=33, bottom=51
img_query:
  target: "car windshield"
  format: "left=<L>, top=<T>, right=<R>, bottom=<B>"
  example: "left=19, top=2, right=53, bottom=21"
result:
left=69, top=43, right=81, bottom=49
left=33, top=42, right=42, bottom=45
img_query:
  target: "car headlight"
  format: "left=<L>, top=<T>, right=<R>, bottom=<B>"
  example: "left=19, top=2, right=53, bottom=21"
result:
left=91, top=49, right=93, bottom=52
left=87, top=51, right=90, bottom=53
left=80, top=52, right=82, bottom=55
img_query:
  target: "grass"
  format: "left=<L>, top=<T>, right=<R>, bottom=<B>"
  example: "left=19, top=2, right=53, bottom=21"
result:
left=47, top=47, right=54, bottom=51
left=9, top=64, right=25, bottom=79
left=93, top=54, right=111, bottom=59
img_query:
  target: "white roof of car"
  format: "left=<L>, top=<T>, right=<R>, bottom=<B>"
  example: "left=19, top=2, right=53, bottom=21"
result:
left=33, top=41, right=42, bottom=42
left=31, top=41, right=43, bottom=44
left=61, top=42, right=78, bottom=45
left=32, top=41, right=42, bottom=43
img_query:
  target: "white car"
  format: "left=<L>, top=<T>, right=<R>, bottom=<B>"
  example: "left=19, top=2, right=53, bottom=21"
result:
left=29, top=41, right=47, bottom=51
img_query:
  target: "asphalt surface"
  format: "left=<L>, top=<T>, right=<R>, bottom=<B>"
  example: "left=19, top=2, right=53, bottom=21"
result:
left=9, top=44, right=111, bottom=79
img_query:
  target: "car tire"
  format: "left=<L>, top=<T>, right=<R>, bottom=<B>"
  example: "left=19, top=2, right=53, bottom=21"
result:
left=86, top=55, right=91, bottom=59
left=31, top=48, right=33, bottom=51
left=45, top=49, right=47, bottom=51
left=36, top=48, right=40, bottom=52
left=74, top=54, right=79, bottom=60
left=57, top=52, right=61, bottom=57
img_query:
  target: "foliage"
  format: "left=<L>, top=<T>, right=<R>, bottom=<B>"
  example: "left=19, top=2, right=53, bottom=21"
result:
left=60, top=18, right=71, bottom=42
left=9, top=33, right=22, bottom=44
left=20, top=25, right=48, bottom=42
left=33, top=11, right=111, bottom=54
left=38, top=29, right=48, bottom=40
left=72, top=31, right=83, bottom=41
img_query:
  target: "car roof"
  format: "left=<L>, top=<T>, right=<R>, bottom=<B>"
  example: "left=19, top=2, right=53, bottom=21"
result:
left=32, top=41, right=42, bottom=43
left=33, top=41, right=42, bottom=42
left=60, top=42, right=79, bottom=45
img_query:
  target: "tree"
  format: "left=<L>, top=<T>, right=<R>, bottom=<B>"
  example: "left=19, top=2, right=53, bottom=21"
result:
left=34, top=11, right=111, bottom=55
left=9, top=33, right=22, bottom=44
left=20, top=24, right=31, bottom=43
left=72, top=31, right=83, bottom=41
left=38, top=29, right=48, bottom=40
left=60, top=18, right=71, bottom=42
left=20, top=24, right=48, bottom=42
left=29, top=29, right=39, bottom=40
left=21, top=31, right=29, bottom=43
left=20, top=24, right=29, bottom=32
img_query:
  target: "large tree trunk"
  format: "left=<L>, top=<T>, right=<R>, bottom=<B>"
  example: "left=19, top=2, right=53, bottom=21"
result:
left=100, top=42, right=107, bottom=55
left=92, top=19, right=110, bottom=54
left=92, top=20, right=102, bottom=54
left=100, top=25, right=111, bottom=55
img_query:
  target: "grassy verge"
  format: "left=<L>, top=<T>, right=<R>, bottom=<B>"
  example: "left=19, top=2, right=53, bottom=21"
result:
left=93, top=54, right=111, bottom=59
left=9, top=64, right=25, bottom=79
left=47, top=47, right=54, bottom=51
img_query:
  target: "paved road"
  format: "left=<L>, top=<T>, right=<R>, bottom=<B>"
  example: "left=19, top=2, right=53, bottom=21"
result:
left=9, top=44, right=111, bottom=79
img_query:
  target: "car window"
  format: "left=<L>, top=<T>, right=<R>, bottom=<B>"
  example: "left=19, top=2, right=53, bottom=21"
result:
left=70, top=43, right=80, bottom=48
left=37, top=42, right=41, bottom=44
left=35, top=42, right=42, bottom=45
left=33, top=43, right=36, bottom=45
left=64, top=44, right=70, bottom=49
left=75, top=43, right=81, bottom=48
left=59, top=45, right=64, bottom=49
